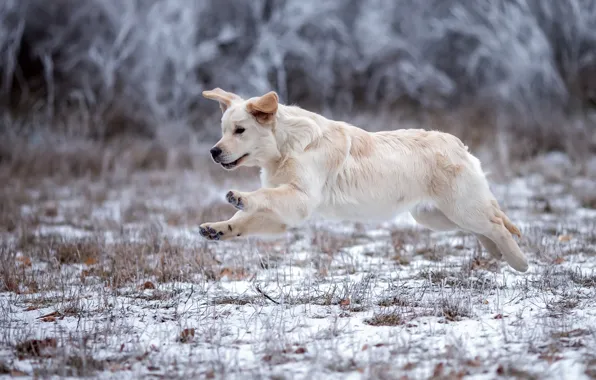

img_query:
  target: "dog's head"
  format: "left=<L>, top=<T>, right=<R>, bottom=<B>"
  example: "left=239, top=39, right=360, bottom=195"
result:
left=202, top=88, right=280, bottom=170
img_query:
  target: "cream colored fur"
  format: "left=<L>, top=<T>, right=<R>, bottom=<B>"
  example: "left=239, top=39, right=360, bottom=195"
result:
left=199, top=88, right=529, bottom=272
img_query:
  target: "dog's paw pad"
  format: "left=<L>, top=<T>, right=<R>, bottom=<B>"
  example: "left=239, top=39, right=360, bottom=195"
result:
left=199, top=225, right=224, bottom=241
left=226, top=191, right=244, bottom=210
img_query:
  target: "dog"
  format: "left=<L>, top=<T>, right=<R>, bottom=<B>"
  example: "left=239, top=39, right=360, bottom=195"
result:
left=199, top=88, right=529, bottom=273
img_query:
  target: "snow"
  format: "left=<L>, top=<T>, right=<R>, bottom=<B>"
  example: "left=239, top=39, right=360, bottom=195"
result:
left=0, top=167, right=595, bottom=378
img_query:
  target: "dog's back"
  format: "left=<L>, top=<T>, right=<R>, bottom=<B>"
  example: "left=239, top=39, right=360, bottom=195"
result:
left=312, top=124, right=478, bottom=222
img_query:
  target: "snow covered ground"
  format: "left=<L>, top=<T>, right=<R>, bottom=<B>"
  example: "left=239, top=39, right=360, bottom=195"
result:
left=1, top=157, right=596, bottom=379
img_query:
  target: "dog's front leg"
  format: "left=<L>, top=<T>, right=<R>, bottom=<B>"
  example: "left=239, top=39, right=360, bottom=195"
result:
left=199, top=210, right=288, bottom=241
left=225, top=184, right=314, bottom=226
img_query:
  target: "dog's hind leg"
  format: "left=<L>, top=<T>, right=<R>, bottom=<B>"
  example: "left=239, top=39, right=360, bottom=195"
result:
left=411, top=204, right=502, bottom=260
left=474, top=234, right=502, bottom=260
left=200, top=210, right=288, bottom=241
left=410, top=204, right=459, bottom=232
left=433, top=178, right=528, bottom=272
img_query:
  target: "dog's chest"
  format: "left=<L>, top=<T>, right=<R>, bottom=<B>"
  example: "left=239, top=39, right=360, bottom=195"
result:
left=259, top=169, right=279, bottom=189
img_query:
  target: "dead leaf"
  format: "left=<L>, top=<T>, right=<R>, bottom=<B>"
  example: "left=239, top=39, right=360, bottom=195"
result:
left=433, top=362, right=445, bottom=378
left=403, top=362, right=416, bottom=370
left=218, top=268, right=249, bottom=281
left=179, top=328, right=195, bottom=343
left=295, top=347, right=307, bottom=354
left=553, top=257, right=565, bottom=265
left=84, top=257, right=98, bottom=266
left=38, top=311, right=61, bottom=323
left=16, top=256, right=32, bottom=268
left=10, top=370, right=27, bottom=377
left=219, top=268, right=233, bottom=277
left=340, top=298, right=350, bottom=307
left=362, top=344, right=369, bottom=351
left=37, top=311, right=60, bottom=320
left=466, top=358, right=482, bottom=367
left=81, top=269, right=93, bottom=278
left=558, top=235, right=572, bottom=242
left=142, top=281, right=156, bottom=290
left=44, top=206, right=58, bottom=217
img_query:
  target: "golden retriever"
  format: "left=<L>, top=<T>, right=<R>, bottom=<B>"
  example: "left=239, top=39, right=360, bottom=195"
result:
left=199, top=88, right=529, bottom=272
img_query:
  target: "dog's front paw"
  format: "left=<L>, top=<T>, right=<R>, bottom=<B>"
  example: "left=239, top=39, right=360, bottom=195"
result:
left=199, top=223, right=225, bottom=241
left=226, top=190, right=244, bottom=210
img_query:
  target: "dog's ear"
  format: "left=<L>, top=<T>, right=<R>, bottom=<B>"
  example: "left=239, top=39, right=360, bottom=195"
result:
left=202, top=88, right=242, bottom=113
left=246, top=91, right=278, bottom=124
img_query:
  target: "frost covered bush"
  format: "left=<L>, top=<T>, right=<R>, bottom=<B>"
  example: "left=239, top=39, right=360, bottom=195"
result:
left=1, top=0, right=596, bottom=155
left=0, top=0, right=160, bottom=140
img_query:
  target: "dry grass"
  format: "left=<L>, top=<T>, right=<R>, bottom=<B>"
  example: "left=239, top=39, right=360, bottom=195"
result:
left=0, top=146, right=595, bottom=378
left=364, top=311, right=405, bottom=326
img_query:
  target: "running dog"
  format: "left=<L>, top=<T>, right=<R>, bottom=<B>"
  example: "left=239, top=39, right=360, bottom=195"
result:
left=199, top=88, right=529, bottom=272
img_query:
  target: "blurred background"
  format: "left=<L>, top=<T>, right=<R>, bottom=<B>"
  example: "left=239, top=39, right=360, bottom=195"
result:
left=1, top=0, right=596, bottom=178
left=3, top=3, right=596, bottom=377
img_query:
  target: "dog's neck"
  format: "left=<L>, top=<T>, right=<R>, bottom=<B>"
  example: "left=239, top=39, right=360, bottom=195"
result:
left=257, top=104, right=327, bottom=181
left=273, top=104, right=324, bottom=153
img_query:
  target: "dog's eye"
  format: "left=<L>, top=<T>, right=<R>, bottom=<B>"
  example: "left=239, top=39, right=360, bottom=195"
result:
left=234, top=127, right=245, bottom=135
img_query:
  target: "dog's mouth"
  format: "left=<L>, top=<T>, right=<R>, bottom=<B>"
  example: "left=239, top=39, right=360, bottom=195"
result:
left=221, top=153, right=249, bottom=169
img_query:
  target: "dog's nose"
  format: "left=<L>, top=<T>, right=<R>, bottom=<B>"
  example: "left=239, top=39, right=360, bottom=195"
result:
left=210, top=146, right=222, bottom=160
